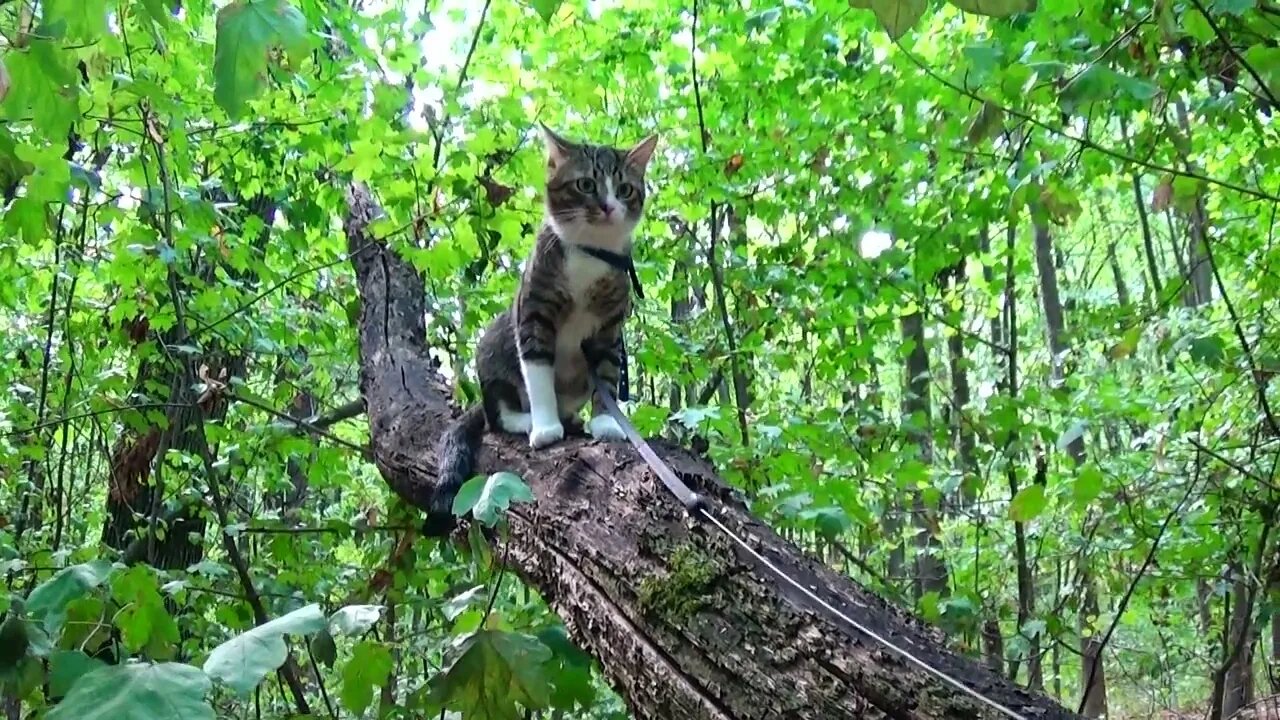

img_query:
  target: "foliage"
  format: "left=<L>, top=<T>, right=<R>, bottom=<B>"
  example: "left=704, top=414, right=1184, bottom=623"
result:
left=1, top=0, right=1278, bottom=717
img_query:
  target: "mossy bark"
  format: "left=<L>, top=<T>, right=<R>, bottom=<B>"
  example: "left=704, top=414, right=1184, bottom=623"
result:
left=346, top=183, right=1083, bottom=720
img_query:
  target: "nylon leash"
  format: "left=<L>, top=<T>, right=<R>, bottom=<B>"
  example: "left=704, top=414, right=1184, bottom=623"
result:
left=587, top=371, right=1031, bottom=720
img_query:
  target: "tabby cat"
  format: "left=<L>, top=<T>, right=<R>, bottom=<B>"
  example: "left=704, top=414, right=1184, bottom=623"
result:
left=428, top=123, right=659, bottom=533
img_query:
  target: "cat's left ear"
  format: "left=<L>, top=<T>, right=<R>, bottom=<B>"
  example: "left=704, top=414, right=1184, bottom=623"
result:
left=625, top=133, right=659, bottom=172
left=540, top=122, right=573, bottom=168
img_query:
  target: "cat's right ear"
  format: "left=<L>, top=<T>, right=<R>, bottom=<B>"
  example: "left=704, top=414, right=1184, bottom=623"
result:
left=539, top=122, right=572, bottom=169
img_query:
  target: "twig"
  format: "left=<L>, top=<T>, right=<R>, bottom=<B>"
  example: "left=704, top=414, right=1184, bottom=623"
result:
left=231, top=391, right=371, bottom=458
left=1189, top=0, right=1280, bottom=109
left=893, top=41, right=1280, bottom=204
left=1077, top=453, right=1204, bottom=713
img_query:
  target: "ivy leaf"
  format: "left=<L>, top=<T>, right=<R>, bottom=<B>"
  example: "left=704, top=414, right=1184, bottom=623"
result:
left=849, top=0, right=928, bottom=41
left=453, top=471, right=535, bottom=526
left=26, top=560, right=115, bottom=635
left=340, top=641, right=393, bottom=716
left=46, top=661, right=214, bottom=720
left=947, top=0, right=1032, bottom=16
left=1009, top=485, right=1047, bottom=523
left=213, top=0, right=311, bottom=118
left=427, top=630, right=553, bottom=719
left=328, top=605, right=383, bottom=636
left=202, top=604, right=326, bottom=695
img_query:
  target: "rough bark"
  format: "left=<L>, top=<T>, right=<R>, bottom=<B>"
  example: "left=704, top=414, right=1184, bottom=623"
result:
left=900, top=309, right=949, bottom=599
left=101, top=194, right=276, bottom=569
left=345, top=184, right=1081, bottom=720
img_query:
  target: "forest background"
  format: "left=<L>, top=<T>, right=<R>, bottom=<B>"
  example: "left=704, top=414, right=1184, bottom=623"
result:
left=1, top=0, right=1279, bottom=718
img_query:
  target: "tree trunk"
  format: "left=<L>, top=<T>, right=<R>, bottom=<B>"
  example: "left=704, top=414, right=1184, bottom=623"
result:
left=1002, top=221, right=1040, bottom=689
left=344, top=183, right=1082, bottom=720
left=1172, top=99, right=1213, bottom=308
left=101, top=195, right=276, bottom=569
left=1079, top=574, right=1108, bottom=718
left=901, top=309, right=949, bottom=599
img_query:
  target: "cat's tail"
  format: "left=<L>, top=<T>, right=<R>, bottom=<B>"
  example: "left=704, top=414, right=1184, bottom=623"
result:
left=425, top=403, right=486, bottom=536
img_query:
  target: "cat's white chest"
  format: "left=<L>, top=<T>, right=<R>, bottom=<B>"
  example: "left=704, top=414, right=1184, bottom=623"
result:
left=555, top=251, right=611, bottom=361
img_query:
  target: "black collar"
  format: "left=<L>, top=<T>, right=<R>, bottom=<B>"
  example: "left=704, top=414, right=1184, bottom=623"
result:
left=576, top=245, right=644, bottom=300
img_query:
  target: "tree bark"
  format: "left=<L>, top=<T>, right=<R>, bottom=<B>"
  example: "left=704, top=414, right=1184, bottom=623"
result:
left=344, top=183, right=1081, bottom=720
left=901, top=309, right=949, bottom=599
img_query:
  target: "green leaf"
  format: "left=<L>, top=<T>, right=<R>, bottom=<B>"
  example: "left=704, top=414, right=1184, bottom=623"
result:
left=535, top=625, right=596, bottom=711
left=849, top=0, right=928, bottom=41
left=139, top=0, right=173, bottom=27
left=340, top=641, right=394, bottom=716
left=49, top=650, right=108, bottom=698
left=1213, top=0, right=1256, bottom=15
left=310, top=630, right=337, bottom=668
left=27, top=560, right=115, bottom=635
left=455, top=471, right=535, bottom=526
left=0, top=614, right=30, bottom=674
left=948, top=0, right=1032, bottom=16
left=202, top=604, right=326, bottom=695
left=213, top=0, right=311, bottom=117
left=46, top=662, right=214, bottom=720
left=1009, top=485, right=1047, bottom=523
left=42, top=0, right=109, bottom=41
left=1073, top=463, right=1104, bottom=507
left=427, top=630, right=553, bottom=719
left=1189, top=335, right=1226, bottom=367
left=1244, top=44, right=1280, bottom=100
left=527, top=0, right=564, bottom=23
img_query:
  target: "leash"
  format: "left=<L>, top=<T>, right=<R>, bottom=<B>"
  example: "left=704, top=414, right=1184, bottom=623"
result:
left=587, top=371, right=1032, bottom=720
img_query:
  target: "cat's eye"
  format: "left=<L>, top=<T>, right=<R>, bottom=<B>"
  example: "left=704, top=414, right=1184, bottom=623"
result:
left=574, top=177, right=596, bottom=194
left=616, top=182, right=637, bottom=200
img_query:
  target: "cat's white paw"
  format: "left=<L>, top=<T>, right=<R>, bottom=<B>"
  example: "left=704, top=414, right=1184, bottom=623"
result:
left=587, top=414, right=626, bottom=442
left=528, top=420, right=565, bottom=449
left=498, top=409, right=532, bottom=434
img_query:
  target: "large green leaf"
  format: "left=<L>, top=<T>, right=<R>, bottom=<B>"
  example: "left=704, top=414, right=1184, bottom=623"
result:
left=948, top=0, right=1032, bottom=15
left=340, top=641, right=394, bottom=716
left=452, top=471, right=535, bottom=525
left=426, top=630, right=553, bottom=719
left=26, top=561, right=115, bottom=635
left=1009, top=485, right=1047, bottom=523
left=202, top=603, right=326, bottom=695
left=49, top=650, right=108, bottom=698
left=849, top=0, right=928, bottom=40
left=46, top=662, right=214, bottom=720
left=213, top=0, right=311, bottom=117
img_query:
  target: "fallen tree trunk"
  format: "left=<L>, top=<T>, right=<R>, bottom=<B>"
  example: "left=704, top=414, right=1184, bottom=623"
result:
left=344, top=183, right=1081, bottom=720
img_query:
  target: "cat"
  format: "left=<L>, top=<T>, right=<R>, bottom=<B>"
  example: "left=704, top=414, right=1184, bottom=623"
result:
left=426, top=123, right=659, bottom=534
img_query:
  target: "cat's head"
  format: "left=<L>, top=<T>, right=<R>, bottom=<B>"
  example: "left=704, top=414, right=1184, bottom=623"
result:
left=539, top=123, right=659, bottom=250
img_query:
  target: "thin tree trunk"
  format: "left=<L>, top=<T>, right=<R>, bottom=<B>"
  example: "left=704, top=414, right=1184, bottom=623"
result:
left=1173, top=99, right=1213, bottom=307
left=901, top=309, right=948, bottom=599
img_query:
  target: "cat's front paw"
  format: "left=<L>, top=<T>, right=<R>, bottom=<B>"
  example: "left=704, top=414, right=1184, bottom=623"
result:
left=587, top=414, right=626, bottom=442
left=528, top=420, right=565, bottom=449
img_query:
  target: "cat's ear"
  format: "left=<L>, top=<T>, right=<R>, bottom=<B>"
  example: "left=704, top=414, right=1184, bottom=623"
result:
left=539, top=122, right=573, bottom=169
left=625, top=133, right=659, bottom=172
